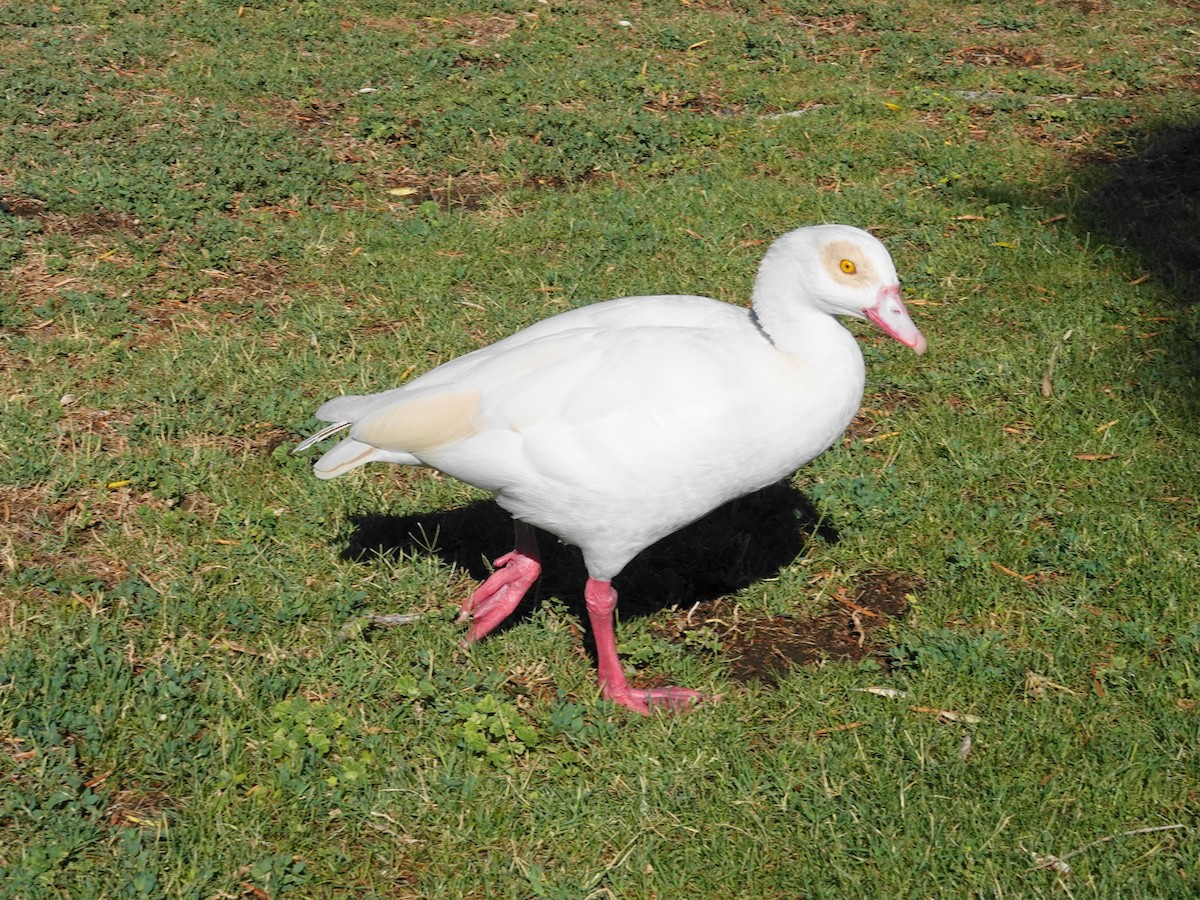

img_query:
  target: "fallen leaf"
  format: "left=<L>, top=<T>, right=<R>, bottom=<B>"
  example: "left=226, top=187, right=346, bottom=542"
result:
left=853, top=686, right=908, bottom=699
left=861, top=431, right=900, bottom=444
left=911, top=706, right=982, bottom=724
left=835, top=592, right=882, bottom=617
left=1034, top=855, right=1072, bottom=874
left=1041, top=328, right=1072, bottom=397
left=1032, top=824, right=1185, bottom=874
left=123, top=813, right=168, bottom=829
left=992, top=562, right=1035, bottom=582
left=84, top=767, right=115, bottom=788
left=812, top=722, right=864, bottom=738
left=1025, top=671, right=1078, bottom=698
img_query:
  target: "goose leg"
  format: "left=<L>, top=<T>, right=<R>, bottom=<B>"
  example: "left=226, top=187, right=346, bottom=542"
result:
left=584, top=578, right=705, bottom=716
left=459, top=521, right=541, bottom=642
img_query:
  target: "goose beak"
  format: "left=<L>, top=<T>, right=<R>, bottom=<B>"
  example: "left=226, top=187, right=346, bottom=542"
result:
left=866, top=285, right=927, bottom=355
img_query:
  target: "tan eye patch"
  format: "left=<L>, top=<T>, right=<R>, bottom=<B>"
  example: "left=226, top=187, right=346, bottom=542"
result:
left=822, top=239, right=881, bottom=286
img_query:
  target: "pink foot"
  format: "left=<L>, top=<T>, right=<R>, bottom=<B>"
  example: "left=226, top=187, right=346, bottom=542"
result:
left=458, top=524, right=540, bottom=643
left=584, top=577, right=712, bottom=716
left=603, top=684, right=707, bottom=716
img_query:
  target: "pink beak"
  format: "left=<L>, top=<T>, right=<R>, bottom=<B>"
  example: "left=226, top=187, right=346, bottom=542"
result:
left=865, top=285, right=927, bottom=355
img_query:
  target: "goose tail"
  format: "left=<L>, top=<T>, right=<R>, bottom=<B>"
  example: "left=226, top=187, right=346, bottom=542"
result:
left=311, top=437, right=385, bottom=480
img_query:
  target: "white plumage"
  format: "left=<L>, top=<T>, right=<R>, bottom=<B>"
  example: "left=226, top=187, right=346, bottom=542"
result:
left=296, top=224, right=927, bottom=713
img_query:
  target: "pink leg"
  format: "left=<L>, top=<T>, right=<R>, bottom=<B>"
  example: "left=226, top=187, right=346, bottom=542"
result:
left=584, top=578, right=706, bottom=716
left=458, top=522, right=541, bottom=643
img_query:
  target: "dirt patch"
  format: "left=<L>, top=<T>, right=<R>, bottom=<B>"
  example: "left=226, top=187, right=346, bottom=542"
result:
left=4, top=241, right=293, bottom=341
left=450, top=12, right=524, bottom=46
left=357, top=11, right=524, bottom=46
left=41, top=208, right=142, bottom=239
left=0, top=483, right=200, bottom=598
left=1172, top=73, right=1200, bottom=94
left=329, top=160, right=510, bottom=213
left=954, top=46, right=1045, bottom=68
left=178, top=423, right=293, bottom=456
left=657, top=571, right=918, bottom=683
left=4, top=256, right=104, bottom=328
left=285, top=98, right=345, bottom=131
left=1, top=194, right=142, bottom=237
left=106, top=787, right=174, bottom=829
left=643, top=89, right=744, bottom=117
left=142, top=258, right=291, bottom=316
left=53, top=398, right=135, bottom=457
left=377, top=169, right=506, bottom=212
left=2, top=485, right=131, bottom=590
left=843, top=388, right=921, bottom=444
left=0, top=196, right=45, bottom=218
left=788, top=14, right=865, bottom=34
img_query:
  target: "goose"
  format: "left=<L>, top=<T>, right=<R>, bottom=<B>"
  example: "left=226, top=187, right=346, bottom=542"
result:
left=294, top=224, right=927, bottom=714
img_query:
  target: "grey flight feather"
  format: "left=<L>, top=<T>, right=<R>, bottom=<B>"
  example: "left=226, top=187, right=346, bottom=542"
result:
left=291, top=420, right=351, bottom=455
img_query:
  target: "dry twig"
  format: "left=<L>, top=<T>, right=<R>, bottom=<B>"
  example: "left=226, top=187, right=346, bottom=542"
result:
left=1032, top=824, right=1186, bottom=873
left=340, top=612, right=426, bottom=638
left=1042, top=328, right=1073, bottom=398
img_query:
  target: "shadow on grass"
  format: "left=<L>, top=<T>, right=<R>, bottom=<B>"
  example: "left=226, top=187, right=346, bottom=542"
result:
left=1076, top=123, right=1200, bottom=420
left=979, top=122, right=1200, bottom=419
left=341, top=480, right=838, bottom=627
left=1076, top=124, right=1200, bottom=303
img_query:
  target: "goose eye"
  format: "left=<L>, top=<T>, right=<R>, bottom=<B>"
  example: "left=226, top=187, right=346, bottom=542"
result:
left=840, top=259, right=857, bottom=275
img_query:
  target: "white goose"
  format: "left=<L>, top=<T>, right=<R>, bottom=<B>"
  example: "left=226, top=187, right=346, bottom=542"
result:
left=295, top=224, right=927, bottom=714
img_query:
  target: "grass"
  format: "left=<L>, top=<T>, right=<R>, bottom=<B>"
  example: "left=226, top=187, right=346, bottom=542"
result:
left=2, top=0, right=1198, bottom=896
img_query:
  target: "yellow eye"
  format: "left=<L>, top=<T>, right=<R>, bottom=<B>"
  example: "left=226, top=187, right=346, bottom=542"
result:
left=840, top=259, right=857, bottom=275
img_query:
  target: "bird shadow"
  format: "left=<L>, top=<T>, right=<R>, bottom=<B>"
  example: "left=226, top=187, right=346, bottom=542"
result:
left=975, top=121, right=1200, bottom=420
left=1074, top=123, right=1200, bottom=420
left=340, top=480, right=838, bottom=629
left=1075, top=123, right=1200, bottom=304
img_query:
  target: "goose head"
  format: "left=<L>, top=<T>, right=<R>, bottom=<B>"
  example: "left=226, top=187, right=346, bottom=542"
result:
left=753, top=224, right=928, bottom=355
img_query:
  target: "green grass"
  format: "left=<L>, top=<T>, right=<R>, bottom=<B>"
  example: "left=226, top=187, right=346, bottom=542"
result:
left=2, top=0, right=1198, bottom=896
